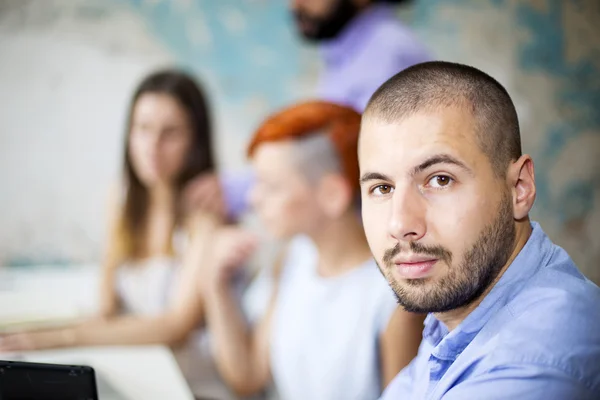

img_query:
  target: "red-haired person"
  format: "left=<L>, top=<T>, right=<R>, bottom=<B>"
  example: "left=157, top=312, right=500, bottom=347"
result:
left=201, top=101, right=425, bottom=400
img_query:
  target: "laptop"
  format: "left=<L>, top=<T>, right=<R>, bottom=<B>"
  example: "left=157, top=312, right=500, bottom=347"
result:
left=0, top=360, right=131, bottom=400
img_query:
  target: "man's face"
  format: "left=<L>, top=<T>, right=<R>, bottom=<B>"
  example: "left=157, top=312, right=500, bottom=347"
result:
left=359, top=107, right=517, bottom=313
left=290, top=0, right=360, bottom=42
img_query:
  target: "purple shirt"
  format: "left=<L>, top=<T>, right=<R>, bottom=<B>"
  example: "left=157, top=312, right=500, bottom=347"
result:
left=318, top=4, right=430, bottom=112
left=222, top=4, right=430, bottom=219
left=221, top=168, right=255, bottom=221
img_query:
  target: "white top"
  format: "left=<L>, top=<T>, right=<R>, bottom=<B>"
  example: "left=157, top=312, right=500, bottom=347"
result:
left=116, top=244, right=239, bottom=400
left=244, top=236, right=399, bottom=400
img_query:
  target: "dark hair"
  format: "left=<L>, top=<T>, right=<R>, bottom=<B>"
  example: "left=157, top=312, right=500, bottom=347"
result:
left=120, top=69, right=214, bottom=258
left=365, top=61, right=522, bottom=177
left=376, top=0, right=413, bottom=4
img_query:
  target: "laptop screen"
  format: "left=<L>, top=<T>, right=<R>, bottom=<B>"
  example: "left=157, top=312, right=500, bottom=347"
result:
left=0, top=360, right=97, bottom=400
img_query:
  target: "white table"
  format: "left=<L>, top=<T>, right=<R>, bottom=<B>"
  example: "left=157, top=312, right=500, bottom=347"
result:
left=0, top=266, right=195, bottom=399
left=5, top=346, right=195, bottom=400
left=0, top=266, right=99, bottom=328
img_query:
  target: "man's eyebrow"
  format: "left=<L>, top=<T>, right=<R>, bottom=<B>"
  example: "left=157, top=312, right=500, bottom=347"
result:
left=359, top=172, right=392, bottom=185
left=359, top=155, right=471, bottom=185
left=411, top=154, right=472, bottom=176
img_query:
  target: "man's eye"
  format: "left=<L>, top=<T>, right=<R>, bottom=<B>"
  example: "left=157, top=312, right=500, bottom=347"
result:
left=428, top=175, right=453, bottom=188
left=372, top=185, right=393, bottom=195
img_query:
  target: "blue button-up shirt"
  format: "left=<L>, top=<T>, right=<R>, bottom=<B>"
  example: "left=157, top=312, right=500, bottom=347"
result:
left=382, top=222, right=600, bottom=399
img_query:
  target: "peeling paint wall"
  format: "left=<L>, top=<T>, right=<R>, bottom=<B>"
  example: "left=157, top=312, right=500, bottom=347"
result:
left=0, top=0, right=597, bottom=282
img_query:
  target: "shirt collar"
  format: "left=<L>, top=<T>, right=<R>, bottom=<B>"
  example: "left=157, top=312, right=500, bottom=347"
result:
left=423, top=222, right=554, bottom=359
left=319, top=4, right=395, bottom=66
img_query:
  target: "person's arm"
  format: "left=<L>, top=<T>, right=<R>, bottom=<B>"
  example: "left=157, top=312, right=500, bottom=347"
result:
left=202, top=228, right=277, bottom=397
left=379, top=308, right=425, bottom=387
left=68, top=211, right=219, bottom=346
left=205, top=277, right=275, bottom=397
left=0, top=212, right=219, bottom=351
left=182, top=173, right=227, bottom=221
left=97, top=263, right=119, bottom=320
left=97, top=186, right=123, bottom=320
left=442, top=364, right=596, bottom=400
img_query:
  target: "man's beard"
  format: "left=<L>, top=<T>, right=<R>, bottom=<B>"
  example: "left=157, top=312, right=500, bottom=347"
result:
left=292, top=0, right=360, bottom=42
left=378, top=193, right=516, bottom=314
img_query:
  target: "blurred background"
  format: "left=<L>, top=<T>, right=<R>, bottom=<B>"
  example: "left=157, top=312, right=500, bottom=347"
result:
left=0, top=0, right=598, bottom=285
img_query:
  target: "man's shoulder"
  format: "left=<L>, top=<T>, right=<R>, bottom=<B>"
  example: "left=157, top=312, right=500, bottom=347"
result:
left=506, top=257, right=600, bottom=329
left=481, top=267, right=600, bottom=392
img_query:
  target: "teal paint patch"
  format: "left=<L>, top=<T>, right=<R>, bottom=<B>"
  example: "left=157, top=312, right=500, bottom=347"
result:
left=410, top=0, right=599, bottom=238
left=5, top=258, right=73, bottom=268
left=411, top=0, right=462, bottom=34
left=517, top=1, right=600, bottom=129
left=531, top=123, right=571, bottom=214
left=515, top=0, right=599, bottom=222
left=413, top=0, right=505, bottom=26
left=555, top=181, right=595, bottom=223
left=516, top=1, right=565, bottom=75
left=124, top=0, right=303, bottom=109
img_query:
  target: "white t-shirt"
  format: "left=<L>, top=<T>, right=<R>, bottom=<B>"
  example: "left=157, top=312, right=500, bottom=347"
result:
left=116, top=238, right=240, bottom=400
left=243, top=235, right=398, bottom=400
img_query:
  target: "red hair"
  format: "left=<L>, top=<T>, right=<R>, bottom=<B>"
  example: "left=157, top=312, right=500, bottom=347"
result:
left=248, top=101, right=362, bottom=193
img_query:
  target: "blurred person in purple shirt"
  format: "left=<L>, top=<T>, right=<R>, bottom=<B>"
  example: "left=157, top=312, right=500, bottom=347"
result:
left=293, top=0, right=430, bottom=111
left=194, top=0, right=430, bottom=221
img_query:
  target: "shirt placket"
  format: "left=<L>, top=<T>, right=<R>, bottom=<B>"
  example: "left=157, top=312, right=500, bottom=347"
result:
left=425, top=353, right=455, bottom=399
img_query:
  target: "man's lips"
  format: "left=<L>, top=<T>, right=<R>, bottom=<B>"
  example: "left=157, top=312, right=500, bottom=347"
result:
left=393, top=257, right=438, bottom=279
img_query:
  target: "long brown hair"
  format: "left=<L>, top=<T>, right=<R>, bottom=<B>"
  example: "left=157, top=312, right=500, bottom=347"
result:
left=116, top=69, right=215, bottom=260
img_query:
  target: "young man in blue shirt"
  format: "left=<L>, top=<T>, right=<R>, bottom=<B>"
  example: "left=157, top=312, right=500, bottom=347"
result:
left=359, top=61, right=600, bottom=400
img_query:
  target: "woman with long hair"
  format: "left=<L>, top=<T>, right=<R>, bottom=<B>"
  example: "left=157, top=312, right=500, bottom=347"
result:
left=0, top=69, right=236, bottom=399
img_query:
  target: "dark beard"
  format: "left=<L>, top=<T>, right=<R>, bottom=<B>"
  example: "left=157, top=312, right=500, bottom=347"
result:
left=378, top=193, right=516, bottom=313
left=292, top=0, right=360, bottom=42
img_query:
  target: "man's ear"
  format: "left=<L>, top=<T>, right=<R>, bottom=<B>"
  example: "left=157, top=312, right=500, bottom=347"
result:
left=507, top=154, right=536, bottom=220
left=316, top=173, right=353, bottom=219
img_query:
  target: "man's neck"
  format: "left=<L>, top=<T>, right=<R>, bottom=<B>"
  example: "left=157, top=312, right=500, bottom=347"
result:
left=309, top=212, right=372, bottom=278
left=436, top=220, right=533, bottom=331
